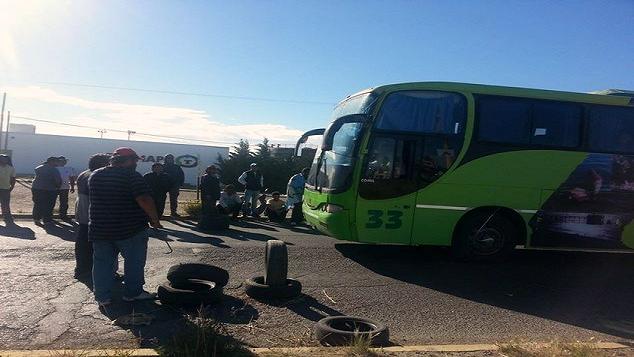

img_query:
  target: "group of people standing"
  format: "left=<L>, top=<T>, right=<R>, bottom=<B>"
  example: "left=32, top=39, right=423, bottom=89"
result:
left=18, top=148, right=310, bottom=307
left=198, top=162, right=310, bottom=225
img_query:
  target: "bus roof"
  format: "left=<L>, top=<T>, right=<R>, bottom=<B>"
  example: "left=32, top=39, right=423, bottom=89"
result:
left=345, top=82, right=632, bottom=107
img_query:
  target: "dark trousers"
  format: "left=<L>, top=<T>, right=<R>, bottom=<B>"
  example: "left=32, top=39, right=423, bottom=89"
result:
left=153, top=193, right=167, bottom=218
left=57, top=189, right=70, bottom=218
left=265, top=207, right=287, bottom=222
left=74, top=224, right=92, bottom=276
left=217, top=204, right=240, bottom=219
left=32, top=189, right=57, bottom=222
left=291, top=203, right=304, bottom=223
left=202, top=196, right=218, bottom=216
left=0, top=189, right=12, bottom=222
left=169, top=187, right=180, bottom=214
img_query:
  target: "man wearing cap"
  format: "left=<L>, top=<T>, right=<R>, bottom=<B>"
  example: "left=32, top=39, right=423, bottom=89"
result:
left=88, top=147, right=161, bottom=306
left=238, top=163, right=264, bottom=217
left=0, top=155, right=16, bottom=224
left=162, top=154, right=185, bottom=218
left=32, top=157, right=62, bottom=225
left=56, top=156, right=77, bottom=220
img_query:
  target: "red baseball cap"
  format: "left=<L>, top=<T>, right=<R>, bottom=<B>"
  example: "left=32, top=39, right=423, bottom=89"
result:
left=112, top=147, right=140, bottom=159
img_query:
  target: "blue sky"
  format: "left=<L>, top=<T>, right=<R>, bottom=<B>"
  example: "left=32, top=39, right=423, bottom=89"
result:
left=1, top=0, right=632, bottom=146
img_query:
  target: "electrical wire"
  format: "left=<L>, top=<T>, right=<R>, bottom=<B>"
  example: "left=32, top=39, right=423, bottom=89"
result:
left=40, top=81, right=336, bottom=106
left=11, top=115, right=238, bottom=146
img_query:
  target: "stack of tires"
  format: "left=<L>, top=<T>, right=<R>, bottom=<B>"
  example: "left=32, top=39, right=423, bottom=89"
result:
left=244, top=240, right=302, bottom=300
left=158, top=264, right=229, bottom=307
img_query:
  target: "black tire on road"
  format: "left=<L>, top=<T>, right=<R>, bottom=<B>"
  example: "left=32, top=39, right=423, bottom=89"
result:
left=244, top=276, right=301, bottom=300
left=264, top=240, right=288, bottom=286
left=314, top=316, right=389, bottom=347
left=167, top=263, right=229, bottom=287
left=157, top=279, right=223, bottom=307
left=452, top=211, right=518, bottom=261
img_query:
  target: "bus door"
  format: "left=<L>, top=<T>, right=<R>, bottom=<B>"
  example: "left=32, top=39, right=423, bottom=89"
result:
left=355, top=134, right=419, bottom=244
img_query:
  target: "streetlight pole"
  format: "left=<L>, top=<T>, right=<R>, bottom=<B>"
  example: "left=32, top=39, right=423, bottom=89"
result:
left=0, top=93, right=6, bottom=150
left=127, top=130, right=136, bottom=140
left=98, top=129, right=107, bottom=139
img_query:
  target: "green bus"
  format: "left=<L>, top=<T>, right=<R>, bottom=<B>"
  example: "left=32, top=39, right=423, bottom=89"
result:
left=296, top=82, right=634, bottom=260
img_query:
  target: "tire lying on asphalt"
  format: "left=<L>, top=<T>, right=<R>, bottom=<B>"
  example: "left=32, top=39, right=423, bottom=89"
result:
left=167, top=263, right=229, bottom=287
left=157, top=279, right=223, bottom=306
left=244, top=276, right=301, bottom=300
left=314, top=316, right=389, bottom=347
left=264, top=240, right=288, bottom=286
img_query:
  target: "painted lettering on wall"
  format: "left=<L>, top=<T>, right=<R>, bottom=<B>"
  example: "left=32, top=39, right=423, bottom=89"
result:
left=138, top=154, right=199, bottom=168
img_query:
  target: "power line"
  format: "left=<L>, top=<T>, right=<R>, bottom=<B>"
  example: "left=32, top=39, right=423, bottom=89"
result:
left=40, top=81, right=336, bottom=106
left=10, top=115, right=238, bottom=146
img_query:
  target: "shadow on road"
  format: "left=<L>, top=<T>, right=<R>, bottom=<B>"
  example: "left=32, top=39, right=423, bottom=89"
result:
left=0, top=223, right=36, bottom=239
left=284, top=293, right=345, bottom=322
left=156, top=227, right=231, bottom=248
left=99, top=294, right=258, bottom=348
left=43, top=221, right=77, bottom=241
left=335, top=244, right=634, bottom=340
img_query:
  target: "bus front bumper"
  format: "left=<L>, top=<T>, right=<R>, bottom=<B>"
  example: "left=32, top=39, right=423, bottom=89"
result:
left=303, top=206, right=355, bottom=242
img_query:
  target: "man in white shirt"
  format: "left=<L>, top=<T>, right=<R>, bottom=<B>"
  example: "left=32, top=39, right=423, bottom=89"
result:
left=0, top=155, right=16, bottom=224
left=56, top=156, right=77, bottom=220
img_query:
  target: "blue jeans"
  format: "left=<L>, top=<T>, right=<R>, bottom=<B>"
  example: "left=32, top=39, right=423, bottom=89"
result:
left=243, top=190, right=260, bottom=216
left=92, top=229, right=148, bottom=301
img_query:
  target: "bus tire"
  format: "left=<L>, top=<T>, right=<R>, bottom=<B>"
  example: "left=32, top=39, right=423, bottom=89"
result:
left=264, top=240, right=288, bottom=286
left=453, top=211, right=518, bottom=261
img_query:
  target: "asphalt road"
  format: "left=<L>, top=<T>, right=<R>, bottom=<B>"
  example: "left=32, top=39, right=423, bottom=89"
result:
left=0, top=218, right=632, bottom=350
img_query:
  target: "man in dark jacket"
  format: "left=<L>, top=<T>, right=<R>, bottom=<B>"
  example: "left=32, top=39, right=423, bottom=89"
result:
left=32, top=157, right=62, bottom=225
left=238, top=163, right=264, bottom=217
left=143, top=163, right=172, bottom=219
left=200, top=165, right=221, bottom=216
left=163, top=154, right=184, bottom=218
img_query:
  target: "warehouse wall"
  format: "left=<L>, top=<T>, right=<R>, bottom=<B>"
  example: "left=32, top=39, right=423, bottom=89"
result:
left=5, top=132, right=229, bottom=185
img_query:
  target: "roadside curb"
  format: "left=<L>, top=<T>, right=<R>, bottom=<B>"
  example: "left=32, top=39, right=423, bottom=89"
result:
left=251, top=341, right=630, bottom=354
left=0, top=342, right=629, bottom=356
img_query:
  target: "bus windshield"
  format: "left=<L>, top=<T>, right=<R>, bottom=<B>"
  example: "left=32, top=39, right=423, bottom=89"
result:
left=307, top=92, right=377, bottom=192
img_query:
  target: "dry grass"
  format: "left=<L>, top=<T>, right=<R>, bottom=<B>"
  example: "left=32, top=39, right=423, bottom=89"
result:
left=498, top=340, right=608, bottom=357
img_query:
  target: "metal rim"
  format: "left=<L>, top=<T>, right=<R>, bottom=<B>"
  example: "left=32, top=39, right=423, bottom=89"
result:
left=470, top=227, right=505, bottom=256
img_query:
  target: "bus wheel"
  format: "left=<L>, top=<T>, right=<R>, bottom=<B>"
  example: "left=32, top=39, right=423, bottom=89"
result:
left=453, top=212, right=517, bottom=261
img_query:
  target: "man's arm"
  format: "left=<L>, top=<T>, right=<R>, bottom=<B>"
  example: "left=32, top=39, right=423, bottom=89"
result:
left=69, top=173, right=77, bottom=192
left=9, top=173, right=16, bottom=191
left=237, top=172, right=247, bottom=186
left=178, top=167, right=185, bottom=187
left=136, top=194, right=162, bottom=228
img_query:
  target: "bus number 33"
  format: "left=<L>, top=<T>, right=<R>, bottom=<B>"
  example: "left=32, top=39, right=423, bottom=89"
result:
left=366, top=210, right=403, bottom=229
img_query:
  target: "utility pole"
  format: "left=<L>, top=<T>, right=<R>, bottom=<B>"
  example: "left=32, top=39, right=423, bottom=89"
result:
left=4, top=111, right=10, bottom=151
left=98, top=129, right=107, bottom=139
left=0, top=93, right=6, bottom=150
left=127, top=130, right=136, bottom=140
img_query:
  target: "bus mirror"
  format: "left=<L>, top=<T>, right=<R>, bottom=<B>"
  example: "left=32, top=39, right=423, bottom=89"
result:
left=295, top=128, right=325, bottom=156
left=321, top=114, right=368, bottom=151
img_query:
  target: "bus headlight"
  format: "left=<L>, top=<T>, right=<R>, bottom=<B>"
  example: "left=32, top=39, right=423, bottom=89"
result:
left=323, top=204, right=343, bottom=213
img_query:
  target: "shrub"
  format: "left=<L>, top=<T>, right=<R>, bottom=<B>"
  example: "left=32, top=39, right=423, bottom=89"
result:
left=183, top=200, right=202, bottom=218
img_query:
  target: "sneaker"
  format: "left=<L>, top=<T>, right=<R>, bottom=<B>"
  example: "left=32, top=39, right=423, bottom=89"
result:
left=122, top=291, right=157, bottom=302
left=97, top=299, right=112, bottom=307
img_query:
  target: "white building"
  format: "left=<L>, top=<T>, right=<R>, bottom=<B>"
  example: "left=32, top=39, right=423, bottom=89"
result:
left=5, top=132, right=229, bottom=185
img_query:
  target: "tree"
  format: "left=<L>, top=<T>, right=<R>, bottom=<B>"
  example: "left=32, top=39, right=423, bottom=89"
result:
left=254, top=138, right=272, bottom=160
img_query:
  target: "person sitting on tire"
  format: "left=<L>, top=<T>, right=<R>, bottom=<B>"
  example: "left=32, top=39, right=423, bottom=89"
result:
left=217, top=185, right=242, bottom=219
left=264, top=191, right=287, bottom=223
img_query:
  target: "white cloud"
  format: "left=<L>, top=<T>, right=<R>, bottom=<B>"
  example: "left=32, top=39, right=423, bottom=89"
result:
left=4, top=86, right=304, bottom=146
left=0, top=31, right=19, bottom=70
